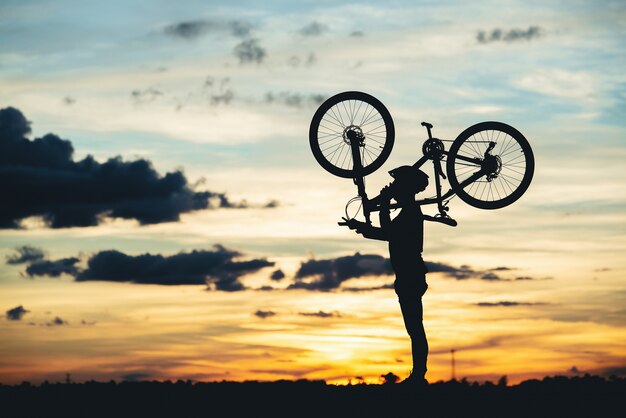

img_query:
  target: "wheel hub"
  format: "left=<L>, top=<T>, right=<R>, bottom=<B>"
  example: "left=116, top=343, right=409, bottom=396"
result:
left=483, top=154, right=502, bottom=181
left=343, top=125, right=365, bottom=145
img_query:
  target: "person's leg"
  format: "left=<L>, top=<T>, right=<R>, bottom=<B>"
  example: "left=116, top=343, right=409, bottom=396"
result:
left=398, top=294, right=428, bottom=378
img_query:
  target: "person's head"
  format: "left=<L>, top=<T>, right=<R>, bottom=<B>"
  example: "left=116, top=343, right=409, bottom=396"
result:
left=388, top=166, right=429, bottom=203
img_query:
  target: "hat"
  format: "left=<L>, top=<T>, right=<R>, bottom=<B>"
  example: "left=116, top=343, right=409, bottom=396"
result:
left=388, top=165, right=429, bottom=189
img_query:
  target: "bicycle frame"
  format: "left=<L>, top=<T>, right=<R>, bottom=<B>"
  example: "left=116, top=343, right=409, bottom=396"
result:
left=348, top=122, right=488, bottom=225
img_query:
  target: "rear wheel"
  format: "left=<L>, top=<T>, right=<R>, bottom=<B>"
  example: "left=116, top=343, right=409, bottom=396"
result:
left=446, top=121, right=534, bottom=209
left=309, top=91, right=394, bottom=178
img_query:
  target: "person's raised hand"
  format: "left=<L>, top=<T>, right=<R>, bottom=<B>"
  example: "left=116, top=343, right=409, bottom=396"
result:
left=339, top=217, right=360, bottom=230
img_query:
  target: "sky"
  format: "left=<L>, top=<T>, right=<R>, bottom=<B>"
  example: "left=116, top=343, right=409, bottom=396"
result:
left=0, top=0, right=625, bottom=385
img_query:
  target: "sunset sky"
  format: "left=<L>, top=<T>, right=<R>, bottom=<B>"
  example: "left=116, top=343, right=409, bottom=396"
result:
left=1, top=0, right=625, bottom=385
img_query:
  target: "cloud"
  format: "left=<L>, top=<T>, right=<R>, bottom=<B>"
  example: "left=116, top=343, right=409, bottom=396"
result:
left=6, top=305, right=29, bottom=320
left=477, top=26, right=543, bottom=44
left=9, top=245, right=273, bottom=290
left=63, top=96, right=76, bottom=106
left=122, top=372, right=151, bottom=382
left=47, top=316, right=67, bottom=326
left=233, top=39, right=266, bottom=64
left=341, top=284, right=394, bottom=292
left=425, top=261, right=544, bottom=282
left=264, top=92, right=326, bottom=108
left=475, top=301, right=547, bottom=307
left=74, top=246, right=273, bottom=290
left=164, top=20, right=252, bottom=40
left=270, top=269, right=285, bottom=281
left=298, top=22, right=328, bottom=37
left=254, top=310, right=276, bottom=319
left=6, top=245, right=45, bottom=264
left=299, top=310, right=341, bottom=318
left=26, top=258, right=80, bottom=277
left=286, top=53, right=316, bottom=68
left=515, top=69, right=597, bottom=101
left=130, top=88, right=163, bottom=105
left=202, top=77, right=233, bottom=103
left=350, top=31, right=364, bottom=37
left=290, top=253, right=393, bottom=291
left=290, top=254, right=543, bottom=290
left=0, top=106, right=246, bottom=228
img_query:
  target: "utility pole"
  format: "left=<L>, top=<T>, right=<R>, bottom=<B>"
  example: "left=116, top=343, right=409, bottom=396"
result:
left=65, top=373, right=71, bottom=384
left=451, top=349, right=456, bottom=381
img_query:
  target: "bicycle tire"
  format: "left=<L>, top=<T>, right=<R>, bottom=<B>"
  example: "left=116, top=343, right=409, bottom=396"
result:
left=446, top=121, right=534, bottom=209
left=309, top=91, right=395, bottom=178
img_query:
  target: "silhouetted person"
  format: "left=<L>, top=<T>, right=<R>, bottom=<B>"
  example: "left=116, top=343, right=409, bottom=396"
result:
left=344, top=165, right=444, bottom=385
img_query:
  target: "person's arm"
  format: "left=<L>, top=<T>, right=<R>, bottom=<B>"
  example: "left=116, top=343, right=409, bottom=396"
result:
left=378, top=186, right=392, bottom=230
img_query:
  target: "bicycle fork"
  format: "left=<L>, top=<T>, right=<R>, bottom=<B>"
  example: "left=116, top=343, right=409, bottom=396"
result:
left=347, top=130, right=372, bottom=224
left=419, top=122, right=450, bottom=218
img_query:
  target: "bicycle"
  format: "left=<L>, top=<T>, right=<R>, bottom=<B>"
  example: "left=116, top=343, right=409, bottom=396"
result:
left=309, top=91, right=535, bottom=226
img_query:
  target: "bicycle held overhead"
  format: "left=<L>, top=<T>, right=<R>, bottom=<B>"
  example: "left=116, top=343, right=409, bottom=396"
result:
left=309, top=91, right=535, bottom=226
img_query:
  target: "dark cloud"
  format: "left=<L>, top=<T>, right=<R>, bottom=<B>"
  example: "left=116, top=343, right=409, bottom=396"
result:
left=264, top=92, right=326, bottom=108
left=0, top=106, right=240, bottom=228
left=264, top=200, right=280, bottom=208
left=6, top=245, right=45, bottom=264
left=233, top=39, right=266, bottom=64
left=6, top=305, right=29, bottom=320
left=270, top=269, right=285, bottom=281
left=254, top=310, right=276, bottom=319
left=597, top=365, right=626, bottom=377
left=477, top=26, right=543, bottom=44
left=47, top=316, right=67, bottom=326
left=570, top=366, right=583, bottom=374
left=299, top=22, right=328, bottom=37
left=290, top=253, right=393, bottom=291
left=130, top=88, right=163, bottom=105
left=290, top=253, right=542, bottom=291
left=475, top=301, right=546, bottom=307
left=164, top=20, right=252, bottom=40
left=9, top=244, right=273, bottom=290
left=26, top=257, right=80, bottom=277
left=299, top=310, right=341, bottom=318
left=425, top=261, right=544, bottom=282
left=122, top=372, right=151, bottom=382
left=75, top=246, right=273, bottom=290
left=341, top=283, right=394, bottom=292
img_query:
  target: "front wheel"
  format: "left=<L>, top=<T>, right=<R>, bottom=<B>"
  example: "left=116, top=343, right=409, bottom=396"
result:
left=446, top=121, right=534, bottom=209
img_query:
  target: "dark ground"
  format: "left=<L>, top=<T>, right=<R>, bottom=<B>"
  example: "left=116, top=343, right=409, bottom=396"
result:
left=1, top=374, right=623, bottom=417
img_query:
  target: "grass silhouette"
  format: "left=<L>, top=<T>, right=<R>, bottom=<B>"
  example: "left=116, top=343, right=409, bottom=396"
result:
left=1, top=374, right=622, bottom=417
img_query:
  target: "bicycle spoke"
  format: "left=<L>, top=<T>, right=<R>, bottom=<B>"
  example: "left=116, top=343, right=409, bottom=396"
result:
left=322, top=140, right=344, bottom=154
left=320, top=118, right=345, bottom=131
left=466, top=135, right=483, bottom=157
left=331, top=106, right=346, bottom=127
left=359, top=104, right=375, bottom=126
left=502, top=166, right=525, bottom=176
